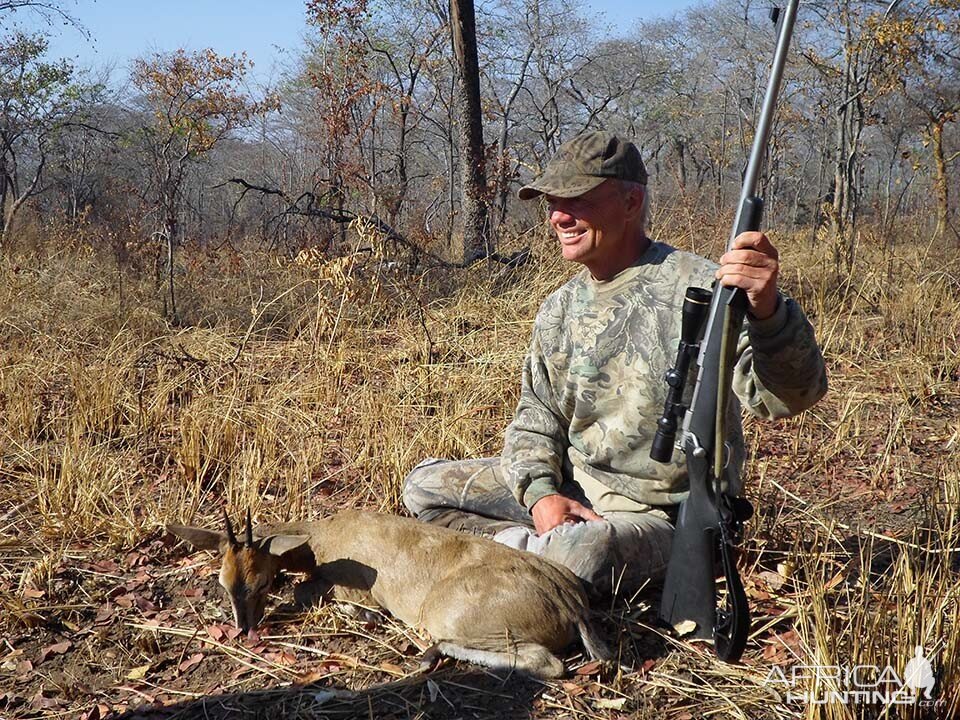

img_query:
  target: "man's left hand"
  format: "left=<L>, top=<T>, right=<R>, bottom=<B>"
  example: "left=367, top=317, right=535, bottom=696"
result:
left=715, top=231, right=780, bottom=321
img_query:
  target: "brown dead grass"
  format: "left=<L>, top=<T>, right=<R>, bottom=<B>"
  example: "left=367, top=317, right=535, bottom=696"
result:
left=0, top=211, right=958, bottom=719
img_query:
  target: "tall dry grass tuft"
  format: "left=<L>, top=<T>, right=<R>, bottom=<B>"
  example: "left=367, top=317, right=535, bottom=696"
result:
left=791, top=460, right=959, bottom=718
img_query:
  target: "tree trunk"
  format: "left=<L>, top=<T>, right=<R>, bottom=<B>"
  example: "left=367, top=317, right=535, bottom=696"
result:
left=165, top=206, right=179, bottom=325
left=930, top=117, right=950, bottom=239
left=1, top=154, right=45, bottom=251
left=831, top=86, right=849, bottom=275
left=716, top=91, right=728, bottom=213
left=809, top=121, right=829, bottom=248
left=674, top=138, right=687, bottom=195
left=450, top=0, right=490, bottom=263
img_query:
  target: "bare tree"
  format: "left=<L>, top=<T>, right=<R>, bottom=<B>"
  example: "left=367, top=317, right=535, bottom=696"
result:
left=878, top=0, right=960, bottom=239
left=0, top=31, right=80, bottom=247
left=131, top=49, right=277, bottom=323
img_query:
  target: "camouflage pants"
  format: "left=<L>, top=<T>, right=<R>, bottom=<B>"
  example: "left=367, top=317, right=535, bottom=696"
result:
left=401, top=457, right=674, bottom=597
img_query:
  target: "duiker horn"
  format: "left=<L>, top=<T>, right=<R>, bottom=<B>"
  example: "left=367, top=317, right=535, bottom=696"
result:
left=223, top=509, right=239, bottom=547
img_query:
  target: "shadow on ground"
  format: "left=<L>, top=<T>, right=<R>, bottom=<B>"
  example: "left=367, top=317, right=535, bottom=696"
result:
left=111, top=668, right=546, bottom=720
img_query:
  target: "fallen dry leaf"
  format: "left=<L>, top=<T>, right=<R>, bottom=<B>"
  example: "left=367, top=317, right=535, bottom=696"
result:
left=758, top=570, right=787, bottom=591
left=297, top=670, right=330, bottom=684
left=0, top=691, right=26, bottom=709
left=672, top=619, right=697, bottom=636
left=763, top=629, right=801, bottom=665
left=575, top=660, right=602, bottom=675
left=594, top=697, right=627, bottom=710
left=37, top=641, right=72, bottom=664
left=1, top=648, right=23, bottom=671
left=265, top=650, right=298, bottom=666
left=178, top=653, right=204, bottom=674
left=80, top=707, right=99, bottom=720
left=825, top=571, right=846, bottom=590
left=30, top=689, right=62, bottom=710
left=379, top=661, right=404, bottom=674
left=87, top=560, right=119, bottom=574
left=126, top=664, right=151, bottom=681
left=134, top=595, right=157, bottom=612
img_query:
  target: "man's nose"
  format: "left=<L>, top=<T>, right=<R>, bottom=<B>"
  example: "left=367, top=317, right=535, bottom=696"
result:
left=550, top=204, right=575, bottom=224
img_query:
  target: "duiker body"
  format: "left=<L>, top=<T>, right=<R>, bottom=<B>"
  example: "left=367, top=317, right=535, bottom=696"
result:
left=167, top=510, right=610, bottom=678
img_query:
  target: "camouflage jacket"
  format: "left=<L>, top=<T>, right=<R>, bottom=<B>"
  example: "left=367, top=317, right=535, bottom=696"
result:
left=501, top=241, right=828, bottom=510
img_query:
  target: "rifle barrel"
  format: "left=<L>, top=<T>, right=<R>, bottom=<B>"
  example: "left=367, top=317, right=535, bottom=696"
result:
left=729, top=0, right=800, bottom=249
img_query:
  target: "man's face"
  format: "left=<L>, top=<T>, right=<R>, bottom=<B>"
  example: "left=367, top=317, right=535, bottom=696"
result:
left=546, top=180, right=636, bottom=273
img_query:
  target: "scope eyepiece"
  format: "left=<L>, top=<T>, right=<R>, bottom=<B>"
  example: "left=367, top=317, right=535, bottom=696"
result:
left=681, top=287, right=713, bottom=344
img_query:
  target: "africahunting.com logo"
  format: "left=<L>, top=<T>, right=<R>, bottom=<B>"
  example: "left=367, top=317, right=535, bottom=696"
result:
left=763, top=645, right=944, bottom=706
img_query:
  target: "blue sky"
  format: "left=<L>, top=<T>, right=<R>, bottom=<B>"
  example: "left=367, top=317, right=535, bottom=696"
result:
left=12, top=0, right=699, bottom=84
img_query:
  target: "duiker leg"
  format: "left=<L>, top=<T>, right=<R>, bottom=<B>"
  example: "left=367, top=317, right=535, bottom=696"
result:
left=424, top=640, right=565, bottom=679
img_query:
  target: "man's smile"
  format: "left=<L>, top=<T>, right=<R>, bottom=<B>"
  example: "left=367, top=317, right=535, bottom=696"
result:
left=558, top=229, right=587, bottom=244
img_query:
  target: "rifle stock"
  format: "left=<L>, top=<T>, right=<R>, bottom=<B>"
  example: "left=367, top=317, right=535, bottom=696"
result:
left=652, top=0, right=799, bottom=664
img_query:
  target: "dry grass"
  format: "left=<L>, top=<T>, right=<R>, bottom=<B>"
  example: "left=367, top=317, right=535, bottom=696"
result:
left=0, top=211, right=958, bottom=719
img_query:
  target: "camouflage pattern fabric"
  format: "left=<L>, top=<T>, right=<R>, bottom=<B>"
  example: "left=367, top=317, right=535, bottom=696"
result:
left=502, top=240, right=827, bottom=511
left=518, top=130, right=649, bottom=200
left=402, top=457, right=673, bottom=595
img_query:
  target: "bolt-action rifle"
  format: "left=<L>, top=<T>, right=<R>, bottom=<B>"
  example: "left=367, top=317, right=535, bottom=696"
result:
left=650, top=0, right=800, bottom=663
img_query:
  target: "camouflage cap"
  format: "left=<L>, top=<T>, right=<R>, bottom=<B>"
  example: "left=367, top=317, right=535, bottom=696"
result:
left=518, top=131, right=648, bottom=200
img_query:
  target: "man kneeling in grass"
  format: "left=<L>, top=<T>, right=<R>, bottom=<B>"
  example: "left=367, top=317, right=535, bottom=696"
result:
left=404, top=131, right=827, bottom=597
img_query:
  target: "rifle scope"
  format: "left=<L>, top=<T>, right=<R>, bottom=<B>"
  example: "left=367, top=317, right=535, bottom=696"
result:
left=650, top=286, right=713, bottom=463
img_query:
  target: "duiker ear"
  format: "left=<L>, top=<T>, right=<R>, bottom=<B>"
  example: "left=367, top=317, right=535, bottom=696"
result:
left=166, top=524, right=226, bottom=552
left=261, top=534, right=310, bottom=558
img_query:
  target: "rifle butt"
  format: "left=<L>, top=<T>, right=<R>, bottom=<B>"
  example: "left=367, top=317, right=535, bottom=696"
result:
left=659, top=499, right=718, bottom=641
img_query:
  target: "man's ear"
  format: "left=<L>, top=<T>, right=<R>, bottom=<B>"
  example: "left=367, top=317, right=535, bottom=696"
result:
left=166, top=524, right=226, bottom=552
left=624, top=184, right=645, bottom=220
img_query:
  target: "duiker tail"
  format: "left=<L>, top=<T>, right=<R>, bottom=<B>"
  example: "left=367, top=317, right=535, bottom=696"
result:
left=577, top=618, right=612, bottom=661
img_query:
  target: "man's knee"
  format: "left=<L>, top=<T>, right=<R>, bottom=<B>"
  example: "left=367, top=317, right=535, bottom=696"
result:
left=536, top=517, right=673, bottom=596
left=537, top=521, right=617, bottom=593
left=608, top=513, right=673, bottom=585
left=401, top=458, right=447, bottom=517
